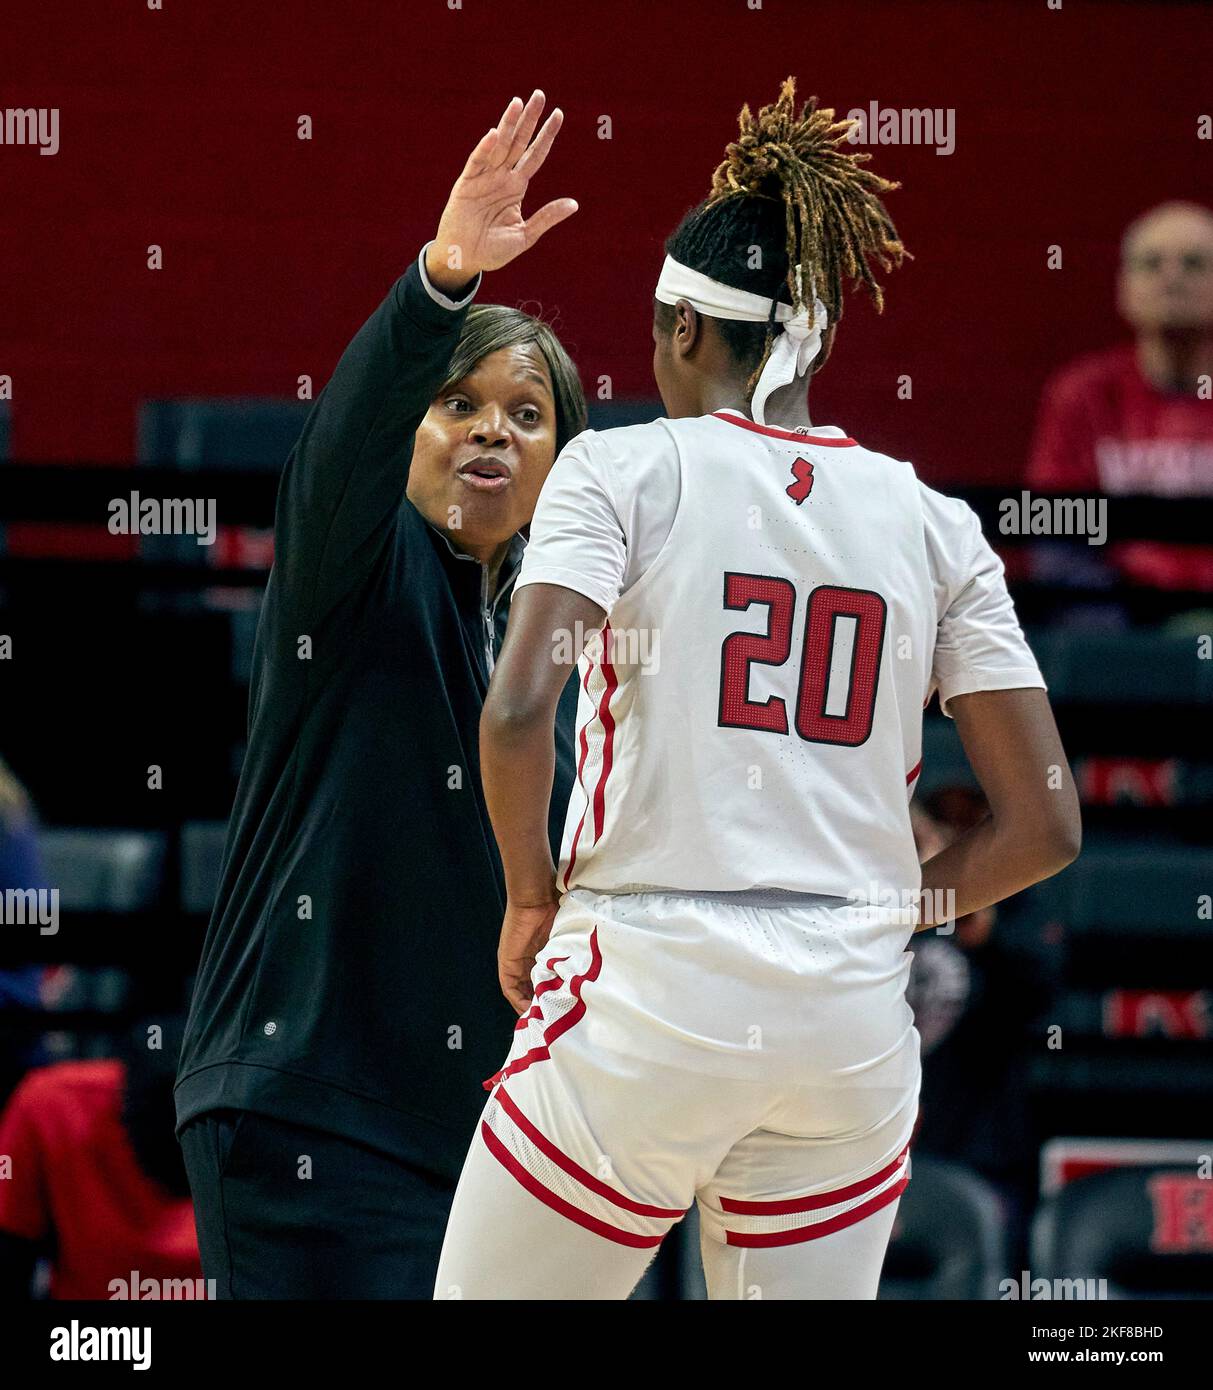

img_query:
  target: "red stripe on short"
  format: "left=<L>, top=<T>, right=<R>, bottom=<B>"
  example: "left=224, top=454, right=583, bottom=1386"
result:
left=724, top=1174, right=909, bottom=1248
left=905, top=758, right=923, bottom=785
left=483, top=929, right=603, bottom=1090
left=480, top=1119, right=666, bottom=1249
left=494, top=1085, right=686, bottom=1220
left=720, top=1145, right=909, bottom=1216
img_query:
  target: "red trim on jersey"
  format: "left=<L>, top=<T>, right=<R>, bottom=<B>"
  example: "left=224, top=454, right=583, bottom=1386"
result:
left=724, top=1173, right=908, bottom=1247
left=561, top=662, right=596, bottom=891
left=711, top=411, right=857, bottom=447
left=591, top=623, right=619, bottom=840
left=494, top=1085, right=686, bottom=1220
left=480, top=1119, right=667, bottom=1248
left=905, top=758, right=923, bottom=786
left=719, top=1144, right=909, bottom=1216
left=562, top=626, right=619, bottom=890
left=482, top=929, right=603, bottom=1089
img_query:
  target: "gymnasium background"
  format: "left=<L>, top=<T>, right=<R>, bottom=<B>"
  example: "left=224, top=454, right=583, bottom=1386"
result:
left=1, top=0, right=1211, bottom=1301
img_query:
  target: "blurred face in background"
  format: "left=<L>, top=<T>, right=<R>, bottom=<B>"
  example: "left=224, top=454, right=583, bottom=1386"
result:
left=1118, top=203, right=1213, bottom=335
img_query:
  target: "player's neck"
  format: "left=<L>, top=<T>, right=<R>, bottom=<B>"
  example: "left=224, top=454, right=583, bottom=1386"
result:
left=699, top=380, right=813, bottom=430
left=1135, top=330, right=1213, bottom=393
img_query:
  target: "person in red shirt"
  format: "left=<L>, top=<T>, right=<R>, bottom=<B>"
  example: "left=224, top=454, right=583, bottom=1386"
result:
left=0, top=1017, right=204, bottom=1300
left=1028, top=201, right=1213, bottom=592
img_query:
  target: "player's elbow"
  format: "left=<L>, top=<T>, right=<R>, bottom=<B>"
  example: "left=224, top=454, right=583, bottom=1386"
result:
left=1013, top=796, right=1082, bottom=879
left=481, top=685, right=550, bottom=746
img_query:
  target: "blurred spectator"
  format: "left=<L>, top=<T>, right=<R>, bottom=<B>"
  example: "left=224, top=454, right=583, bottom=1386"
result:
left=908, top=790, right=1062, bottom=1270
left=1027, top=201, right=1213, bottom=593
left=0, top=1016, right=203, bottom=1299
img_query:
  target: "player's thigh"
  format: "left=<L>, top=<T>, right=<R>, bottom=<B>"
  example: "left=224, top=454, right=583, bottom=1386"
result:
left=695, top=1075, right=917, bottom=1301
left=699, top=1192, right=902, bottom=1300
left=434, top=1122, right=661, bottom=1300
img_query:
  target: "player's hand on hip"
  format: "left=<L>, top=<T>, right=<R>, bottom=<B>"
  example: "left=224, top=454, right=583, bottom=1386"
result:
left=498, top=896, right=560, bottom=1015
left=426, top=90, right=577, bottom=293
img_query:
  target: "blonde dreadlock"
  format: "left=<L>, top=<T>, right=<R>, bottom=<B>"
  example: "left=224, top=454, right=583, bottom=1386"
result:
left=709, top=76, right=907, bottom=325
left=658, top=76, right=908, bottom=400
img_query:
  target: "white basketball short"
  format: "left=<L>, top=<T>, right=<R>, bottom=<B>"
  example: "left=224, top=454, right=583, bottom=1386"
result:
left=437, top=887, right=922, bottom=1299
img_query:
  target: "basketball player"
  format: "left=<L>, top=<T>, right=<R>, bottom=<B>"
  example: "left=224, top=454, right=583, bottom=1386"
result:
left=435, top=80, right=1081, bottom=1300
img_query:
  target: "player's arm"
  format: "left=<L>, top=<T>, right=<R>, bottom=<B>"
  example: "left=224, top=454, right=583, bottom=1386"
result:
left=481, top=437, right=627, bottom=1011
left=481, top=581, right=606, bottom=1012
left=916, top=489, right=1082, bottom=930
left=915, top=687, right=1080, bottom=930
left=274, top=91, right=576, bottom=626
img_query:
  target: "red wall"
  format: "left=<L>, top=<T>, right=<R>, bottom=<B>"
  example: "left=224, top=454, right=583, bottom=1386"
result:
left=1, top=0, right=1209, bottom=482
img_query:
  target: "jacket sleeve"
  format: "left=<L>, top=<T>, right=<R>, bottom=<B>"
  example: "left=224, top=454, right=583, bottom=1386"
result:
left=271, top=246, right=480, bottom=627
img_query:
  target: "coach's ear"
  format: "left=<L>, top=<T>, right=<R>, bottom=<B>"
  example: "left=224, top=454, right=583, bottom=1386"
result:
left=810, top=323, right=838, bottom=376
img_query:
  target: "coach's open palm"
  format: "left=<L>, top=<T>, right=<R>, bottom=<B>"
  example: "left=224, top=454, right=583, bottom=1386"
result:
left=427, top=90, right=577, bottom=289
left=498, top=898, right=560, bottom=1015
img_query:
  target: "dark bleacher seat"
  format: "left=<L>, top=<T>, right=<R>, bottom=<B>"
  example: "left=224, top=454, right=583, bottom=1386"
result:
left=879, top=1156, right=1008, bottom=1299
left=181, top=821, right=229, bottom=917
left=585, top=399, right=661, bottom=431
left=37, top=966, right=133, bottom=1016
left=1031, top=848, right=1210, bottom=938
left=137, top=398, right=310, bottom=471
left=917, top=714, right=975, bottom=795
left=1028, top=629, right=1213, bottom=707
left=1031, top=1165, right=1213, bottom=1298
left=37, top=829, right=167, bottom=912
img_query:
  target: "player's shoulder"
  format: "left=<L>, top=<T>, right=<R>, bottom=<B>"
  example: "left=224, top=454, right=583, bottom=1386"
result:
left=563, top=414, right=688, bottom=456
left=916, top=477, right=976, bottom=524
left=556, top=418, right=685, bottom=493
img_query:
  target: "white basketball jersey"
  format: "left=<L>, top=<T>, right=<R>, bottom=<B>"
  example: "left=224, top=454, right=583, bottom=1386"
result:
left=518, top=410, right=1044, bottom=905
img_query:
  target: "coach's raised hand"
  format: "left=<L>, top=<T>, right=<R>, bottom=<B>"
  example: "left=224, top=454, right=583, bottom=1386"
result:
left=425, top=90, right=577, bottom=296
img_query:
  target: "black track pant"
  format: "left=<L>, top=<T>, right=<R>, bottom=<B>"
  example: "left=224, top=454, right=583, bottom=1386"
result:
left=179, top=1109, right=455, bottom=1299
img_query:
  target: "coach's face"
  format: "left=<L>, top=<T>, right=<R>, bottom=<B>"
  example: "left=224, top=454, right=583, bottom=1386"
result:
left=408, top=345, right=559, bottom=556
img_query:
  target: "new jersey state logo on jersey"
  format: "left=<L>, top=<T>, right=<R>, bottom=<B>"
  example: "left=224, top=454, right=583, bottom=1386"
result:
left=786, top=456, right=815, bottom=505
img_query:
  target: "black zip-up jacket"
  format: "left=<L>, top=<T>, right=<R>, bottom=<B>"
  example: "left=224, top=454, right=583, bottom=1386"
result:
left=174, top=250, right=578, bottom=1181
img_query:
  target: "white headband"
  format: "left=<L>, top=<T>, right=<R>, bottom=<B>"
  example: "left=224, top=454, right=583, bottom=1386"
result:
left=654, top=255, right=829, bottom=424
